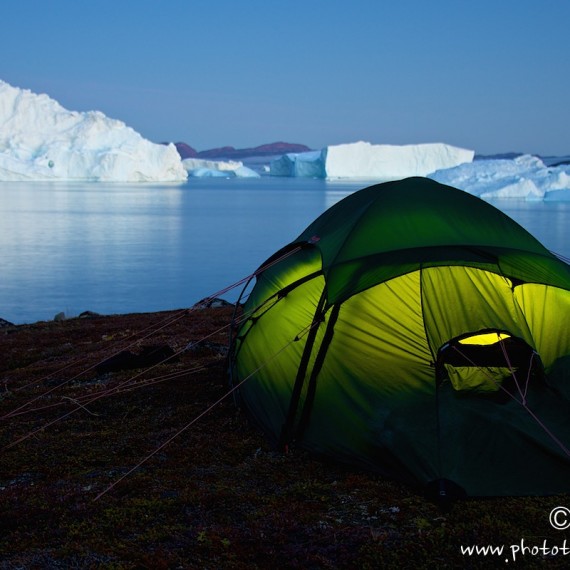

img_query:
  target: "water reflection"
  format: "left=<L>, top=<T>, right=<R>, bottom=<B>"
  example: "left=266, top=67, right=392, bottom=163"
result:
left=0, top=179, right=568, bottom=324
left=487, top=199, right=570, bottom=258
left=0, top=182, right=184, bottom=322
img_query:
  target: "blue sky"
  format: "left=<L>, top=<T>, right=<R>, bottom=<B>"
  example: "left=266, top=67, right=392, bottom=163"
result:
left=2, top=0, right=568, bottom=155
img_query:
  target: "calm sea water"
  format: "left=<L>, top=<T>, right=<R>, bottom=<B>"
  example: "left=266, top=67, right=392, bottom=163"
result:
left=1, top=178, right=569, bottom=324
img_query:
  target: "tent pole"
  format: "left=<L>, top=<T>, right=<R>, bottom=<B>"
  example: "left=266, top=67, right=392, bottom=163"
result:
left=278, top=290, right=327, bottom=450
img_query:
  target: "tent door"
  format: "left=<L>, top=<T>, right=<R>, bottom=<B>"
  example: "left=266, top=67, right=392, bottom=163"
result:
left=435, top=330, right=542, bottom=397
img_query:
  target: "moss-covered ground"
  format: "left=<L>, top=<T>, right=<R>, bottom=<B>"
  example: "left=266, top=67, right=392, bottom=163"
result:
left=1, top=308, right=568, bottom=569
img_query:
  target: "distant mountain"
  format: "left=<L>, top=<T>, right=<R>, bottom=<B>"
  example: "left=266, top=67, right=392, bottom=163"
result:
left=172, top=142, right=198, bottom=159
left=169, top=141, right=312, bottom=160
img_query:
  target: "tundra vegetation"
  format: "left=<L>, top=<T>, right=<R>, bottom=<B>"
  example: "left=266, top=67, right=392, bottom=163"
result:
left=1, top=308, right=568, bottom=568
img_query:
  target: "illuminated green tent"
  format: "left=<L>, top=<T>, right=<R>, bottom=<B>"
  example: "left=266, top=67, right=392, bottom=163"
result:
left=229, top=177, right=570, bottom=497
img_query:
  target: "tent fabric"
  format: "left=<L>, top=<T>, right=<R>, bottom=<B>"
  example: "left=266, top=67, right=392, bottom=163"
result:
left=230, top=177, right=570, bottom=497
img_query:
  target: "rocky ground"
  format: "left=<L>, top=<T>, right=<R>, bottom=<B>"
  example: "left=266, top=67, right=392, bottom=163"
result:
left=1, top=308, right=568, bottom=569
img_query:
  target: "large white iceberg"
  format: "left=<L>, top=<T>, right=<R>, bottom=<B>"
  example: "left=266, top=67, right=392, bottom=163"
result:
left=270, top=141, right=474, bottom=179
left=0, top=80, right=187, bottom=182
left=429, top=154, right=570, bottom=201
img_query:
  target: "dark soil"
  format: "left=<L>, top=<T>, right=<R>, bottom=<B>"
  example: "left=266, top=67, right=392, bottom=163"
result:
left=1, top=308, right=568, bottom=569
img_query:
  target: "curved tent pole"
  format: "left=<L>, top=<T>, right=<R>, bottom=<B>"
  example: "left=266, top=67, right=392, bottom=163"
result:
left=228, top=273, right=255, bottom=401
left=278, top=289, right=328, bottom=450
left=228, top=269, right=325, bottom=407
left=295, top=302, right=342, bottom=441
left=227, top=243, right=308, bottom=397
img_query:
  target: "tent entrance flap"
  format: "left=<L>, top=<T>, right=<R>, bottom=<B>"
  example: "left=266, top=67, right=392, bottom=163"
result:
left=436, top=330, right=541, bottom=394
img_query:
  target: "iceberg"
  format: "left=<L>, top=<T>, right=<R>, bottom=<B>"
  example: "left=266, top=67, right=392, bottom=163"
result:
left=270, top=141, right=474, bottom=179
left=429, top=154, right=570, bottom=201
left=269, top=150, right=326, bottom=178
left=182, top=158, right=260, bottom=178
left=0, top=80, right=187, bottom=182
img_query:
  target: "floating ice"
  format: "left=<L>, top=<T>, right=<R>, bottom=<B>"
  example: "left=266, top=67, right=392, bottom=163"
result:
left=429, top=154, right=570, bottom=201
left=182, top=158, right=260, bottom=178
left=270, top=140, right=570, bottom=201
left=270, top=141, right=474, bottom=179
left=0, top=80, right=187, bottom=182
left=269, top=150, right=326, bottom=178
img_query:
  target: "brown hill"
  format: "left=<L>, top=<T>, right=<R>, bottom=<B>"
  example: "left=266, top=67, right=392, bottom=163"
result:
left=172, top=142, right=198, bottom=159
left=196, top=141, right=312, bottom=160
left=166, top=141, right=312, bottom=161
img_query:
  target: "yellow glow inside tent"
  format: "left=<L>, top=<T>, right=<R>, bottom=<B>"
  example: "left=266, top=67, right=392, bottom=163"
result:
left=458, top=332, right=511, bottom=346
